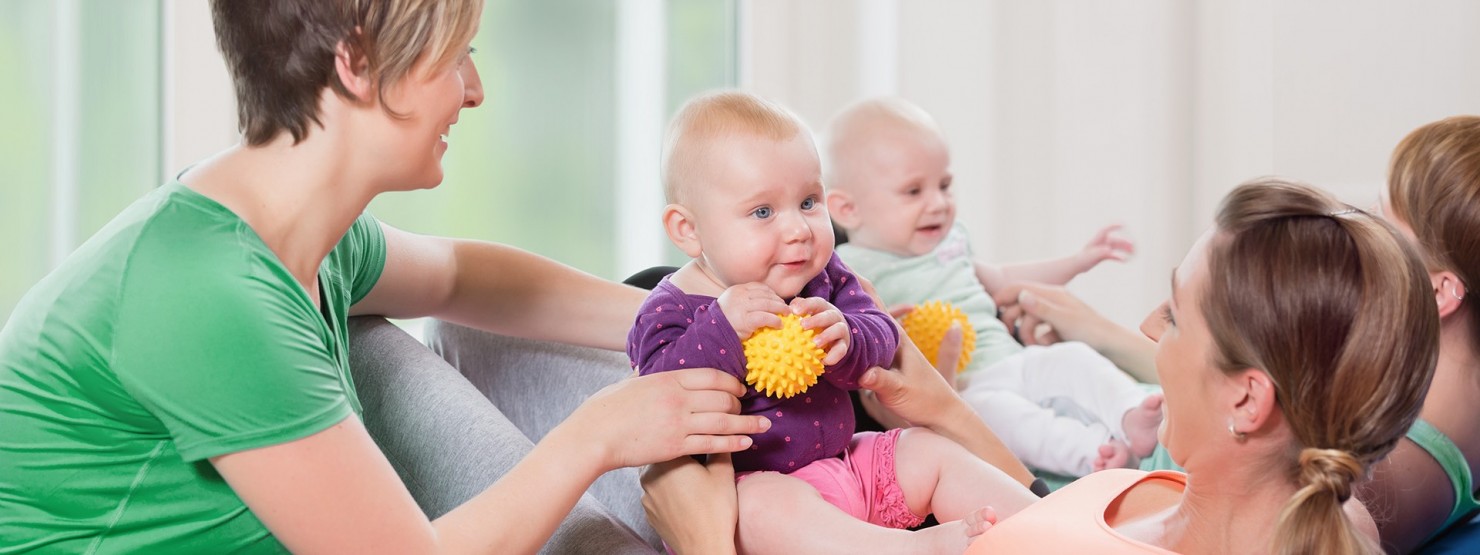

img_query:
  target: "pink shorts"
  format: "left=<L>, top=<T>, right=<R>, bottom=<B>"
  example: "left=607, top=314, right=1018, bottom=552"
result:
left=738, top=428, right=924, bottom=529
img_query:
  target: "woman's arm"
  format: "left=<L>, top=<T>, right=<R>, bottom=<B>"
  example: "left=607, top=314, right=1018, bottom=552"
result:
left=847, top=275, right=1034, bottom=486
left=1354, top=437, right=1455, bottom=554
left=992, top=282, right=1159, bottom=384
left=214, top=368, right=766, bottom=554
left=351, top=223, right=647, bottom=351
left=857, top=335, right=1036, bottom=487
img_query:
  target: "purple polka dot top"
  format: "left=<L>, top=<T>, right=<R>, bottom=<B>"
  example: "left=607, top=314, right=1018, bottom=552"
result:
left=626, top=253, right=899, bottom=473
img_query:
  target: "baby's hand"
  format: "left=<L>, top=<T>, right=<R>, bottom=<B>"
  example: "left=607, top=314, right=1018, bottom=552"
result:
left=717, top=283, right=788, bottom=338
left=790, top=297, right=849, bottom=365
left=1079, top=223, right=1134, bottom=267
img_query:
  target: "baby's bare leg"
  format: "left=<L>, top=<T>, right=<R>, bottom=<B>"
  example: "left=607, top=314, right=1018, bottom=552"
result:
left=736, top=472, right=977, bottom=555
left=892, top=428, right=1040, bottom=523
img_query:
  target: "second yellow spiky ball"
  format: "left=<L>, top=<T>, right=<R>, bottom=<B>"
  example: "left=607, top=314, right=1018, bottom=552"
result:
left=742, top=314, right=826, bottom=399
left=900, top=300, right=975, bottom=374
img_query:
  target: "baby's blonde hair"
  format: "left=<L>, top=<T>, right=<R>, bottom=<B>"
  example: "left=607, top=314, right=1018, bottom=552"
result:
left=661, top=91, right=806, bottom=204
left=822, top=97, right=944, bottom=193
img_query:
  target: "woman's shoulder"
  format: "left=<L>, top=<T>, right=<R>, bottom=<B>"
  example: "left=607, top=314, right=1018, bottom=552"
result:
left=107, top=186, right=318, bottom=329
left=966, top=469, right=1181, bottom=555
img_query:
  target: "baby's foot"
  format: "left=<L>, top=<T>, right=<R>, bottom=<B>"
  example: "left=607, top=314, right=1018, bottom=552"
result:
left=1121, top=393, right=1164, bottom=458
left=963, top=506, right=998, bottom=539
left=1093, top=439, right=1132, bottom=472
left=920, top=508, right=998, bottom=554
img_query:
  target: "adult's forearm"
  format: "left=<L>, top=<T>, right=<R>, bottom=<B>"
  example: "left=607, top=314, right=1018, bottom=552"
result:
left=437, top=240, right=647, bottom=351
left=1092, top=327, right=1158, bottom=384
left=923, top=402, right=1035, bottom=487
left=430, top=421, right=608, bottom=554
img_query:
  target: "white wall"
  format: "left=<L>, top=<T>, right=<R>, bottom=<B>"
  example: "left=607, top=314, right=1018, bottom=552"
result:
left=163, top=0, right=237, bottom=176
left=742, top=0, right=1480, bottom=330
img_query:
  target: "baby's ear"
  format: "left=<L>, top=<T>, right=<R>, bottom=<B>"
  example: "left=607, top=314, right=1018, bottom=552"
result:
left=826, top=190, right=859, bottom=230
left=662, top=204, right=703, bottom=258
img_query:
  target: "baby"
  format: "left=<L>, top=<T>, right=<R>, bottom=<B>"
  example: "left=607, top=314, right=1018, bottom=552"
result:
left=628, top=91, right=1029, bottom=553
left=827, top=97, right=1162, bottom=477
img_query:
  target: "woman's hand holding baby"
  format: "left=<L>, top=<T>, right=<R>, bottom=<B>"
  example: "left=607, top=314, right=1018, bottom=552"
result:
left=993, top=282, right=1159, bottom=383
left=717, top=283, right=788, bottom=338
left=559, top=368, right=771, bottom=472
left=790, top=296, right=850, bottom=365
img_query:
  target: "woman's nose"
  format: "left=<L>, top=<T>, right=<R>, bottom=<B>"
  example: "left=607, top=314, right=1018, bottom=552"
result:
left=1139, top=309, right=1165, bottom=341
left=461, top=59, right=485, bottom=108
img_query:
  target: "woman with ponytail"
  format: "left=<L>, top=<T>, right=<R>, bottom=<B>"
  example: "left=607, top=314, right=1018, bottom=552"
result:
left=967, top=178, right=1439, bottom=554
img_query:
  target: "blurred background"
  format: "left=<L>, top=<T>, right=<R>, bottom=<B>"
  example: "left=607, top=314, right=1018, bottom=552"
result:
left=4, top=0, right=1480, bottom=334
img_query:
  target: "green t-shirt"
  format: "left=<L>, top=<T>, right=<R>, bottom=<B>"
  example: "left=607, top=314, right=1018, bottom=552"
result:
left=0, top=181, right=386, bottom=553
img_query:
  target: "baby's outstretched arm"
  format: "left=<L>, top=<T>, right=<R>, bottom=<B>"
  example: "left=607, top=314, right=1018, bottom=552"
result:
left=976, top=223, right=1133, bottom=293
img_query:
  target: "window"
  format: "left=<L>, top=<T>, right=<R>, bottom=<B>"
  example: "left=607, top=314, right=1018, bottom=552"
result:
left=0, top=0, right=162, bottom=319
left=0, top=1, right=736, bottom=321
left=366, top=0, right=737, bottom=282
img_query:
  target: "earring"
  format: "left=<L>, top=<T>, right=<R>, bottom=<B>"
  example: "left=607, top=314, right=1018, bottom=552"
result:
left=1450, top=282, right=1465, bottom=302
left=1229, top=423, right=1247, bottom=442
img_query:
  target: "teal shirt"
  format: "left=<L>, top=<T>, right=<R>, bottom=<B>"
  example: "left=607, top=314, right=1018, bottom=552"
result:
left=0, top=182, right=386, bottom=553
left=1406, top=418, right=1480, bottom=539
left=837, top=223, right=1023, bottom=375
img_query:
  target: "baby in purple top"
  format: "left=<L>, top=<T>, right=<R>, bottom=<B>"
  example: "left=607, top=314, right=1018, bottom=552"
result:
left=630, top=253, right=894, bottom=473
left=627, top=91, right=1010, bottom=553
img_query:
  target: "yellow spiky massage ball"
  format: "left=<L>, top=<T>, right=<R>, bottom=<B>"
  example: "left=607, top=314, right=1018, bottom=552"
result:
left=900, top=300, right=976, bottom=374
left=742, top=314, right=826, bottom=399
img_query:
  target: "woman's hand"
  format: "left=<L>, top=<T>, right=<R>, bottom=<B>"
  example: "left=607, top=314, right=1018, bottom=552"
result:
left=994, top=282, right=1123, bottom=347
left=562, top=368, right=770, bottom=471
left=857, top=332, right=1036, bottom=486
left=857, top=331, right=963, bottom=429
left=852, top=274, right=1034, bottom=485
left=859, top=311, right=965, bottom=428
left=641, top=454, right=739, bottom=555
left=993, top=282, right=1158, bottom=383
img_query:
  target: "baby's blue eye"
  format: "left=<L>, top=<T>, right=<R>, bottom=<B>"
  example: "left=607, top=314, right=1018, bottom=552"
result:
left=801, top=197, right=816, bottom=210
left=752, top=206, right=773, bottom=219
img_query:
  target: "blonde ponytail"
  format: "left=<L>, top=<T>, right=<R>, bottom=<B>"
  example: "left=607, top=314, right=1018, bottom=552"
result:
left=1273, top=448, right=1371, bottom=555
